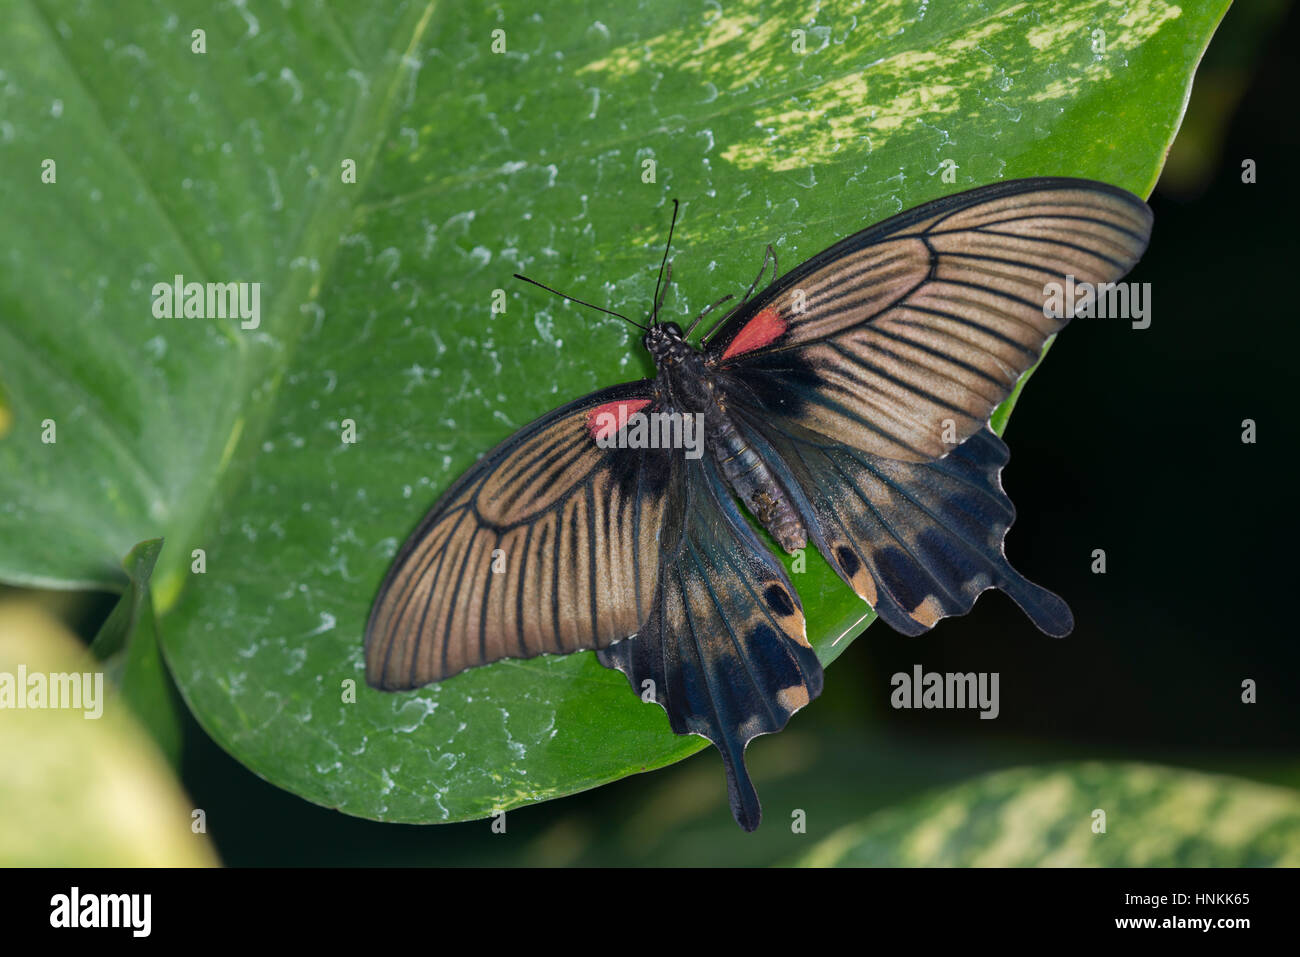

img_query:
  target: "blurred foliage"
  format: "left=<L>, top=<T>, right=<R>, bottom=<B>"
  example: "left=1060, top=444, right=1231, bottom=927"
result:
left=1159, top=0, right=1290, bottom=197
left=797, top=763, right=1300, bottom=866
left=0, top=601, right=217, bottom=866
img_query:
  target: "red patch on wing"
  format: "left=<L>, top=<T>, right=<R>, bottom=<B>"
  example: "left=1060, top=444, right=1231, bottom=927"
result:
left=721, top=306, right=787, bottom=361
left=587, top=398, right=651, bottom=442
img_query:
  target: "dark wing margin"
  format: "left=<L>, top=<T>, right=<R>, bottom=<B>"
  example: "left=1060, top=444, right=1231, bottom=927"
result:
left=707, top=178, right=1152, bottom=462
left=365, top=380, right=683, bottom=690
left=730, top=403, right=1073, bottom=638
left=597, top=453, right=823, bottom=831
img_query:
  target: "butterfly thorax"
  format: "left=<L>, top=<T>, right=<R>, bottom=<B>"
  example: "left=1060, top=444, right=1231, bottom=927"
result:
left=645, top=322, right=807, bottom=554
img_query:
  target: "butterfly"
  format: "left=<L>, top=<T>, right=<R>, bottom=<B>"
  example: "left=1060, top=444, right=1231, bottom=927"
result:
left=365, top=178, right=1153, bottom=831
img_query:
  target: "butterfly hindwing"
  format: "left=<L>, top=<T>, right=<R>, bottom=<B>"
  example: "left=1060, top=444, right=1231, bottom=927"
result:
left=365, top=381, right=684, bottom=689
left=728, top=401, right=1072, bottom=636
left=597, top=452, right=823, bottom=831
left=708, top=178, right=1152, bottom=462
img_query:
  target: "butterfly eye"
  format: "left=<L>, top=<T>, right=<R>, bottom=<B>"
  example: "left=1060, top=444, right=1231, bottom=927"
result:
left=663, top=321, right=683, bottom=337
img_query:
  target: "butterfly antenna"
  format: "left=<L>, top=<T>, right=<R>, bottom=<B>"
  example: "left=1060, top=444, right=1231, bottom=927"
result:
left=513, top=274, right=648, bottom=331
left=654, top=260, right=673, bottom=317
left=651, top=199, right=680, bottom=325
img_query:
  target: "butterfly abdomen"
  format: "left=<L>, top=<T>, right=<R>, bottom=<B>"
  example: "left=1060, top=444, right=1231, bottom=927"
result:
left=709, top=408, right=806, bottom=553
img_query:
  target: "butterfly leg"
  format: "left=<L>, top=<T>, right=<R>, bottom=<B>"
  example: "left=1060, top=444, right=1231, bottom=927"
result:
left=739, top=244, right=778, bottom=305
left=700, top=244, right=779, bottom=343
left=684, top=293, right=736, bottom=338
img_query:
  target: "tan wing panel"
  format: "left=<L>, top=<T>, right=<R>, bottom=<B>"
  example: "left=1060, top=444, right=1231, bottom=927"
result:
left=365, top=386, right=678, bottom=689
left=713, top=180, right=1152, bottom=461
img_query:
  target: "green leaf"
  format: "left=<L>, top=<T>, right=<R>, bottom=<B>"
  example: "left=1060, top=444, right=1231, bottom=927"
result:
left=0, top=0, right=1229, bottom=822
left=89, top=538, right=184, bottom=763
left=0, top=601, right=218, bottom=866
left=796, top=762, right=1300, bottom=866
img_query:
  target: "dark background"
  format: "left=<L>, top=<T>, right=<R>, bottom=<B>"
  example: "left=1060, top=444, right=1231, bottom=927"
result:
left=28, top=0, right=1300, bottom=865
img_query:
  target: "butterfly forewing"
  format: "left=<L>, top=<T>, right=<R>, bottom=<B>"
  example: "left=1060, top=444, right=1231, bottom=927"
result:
left=708, top=178, right=1152, bottom=461
left=364, top=382, right=681, bottom=689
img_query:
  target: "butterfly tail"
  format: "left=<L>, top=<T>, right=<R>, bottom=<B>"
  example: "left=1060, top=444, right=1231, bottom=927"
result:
left=998, top=568, right=1074, bottom=637
left=598, top=625, right=775, bottom=832
left=597, top=456, right=823, bottom=832
left=718, top=729, right=763, bottom=833
left=600, top=610, right=821, bottom=833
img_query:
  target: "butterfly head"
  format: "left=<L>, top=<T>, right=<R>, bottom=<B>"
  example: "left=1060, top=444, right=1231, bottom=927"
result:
left=642, top=321, right=686, bottom=362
